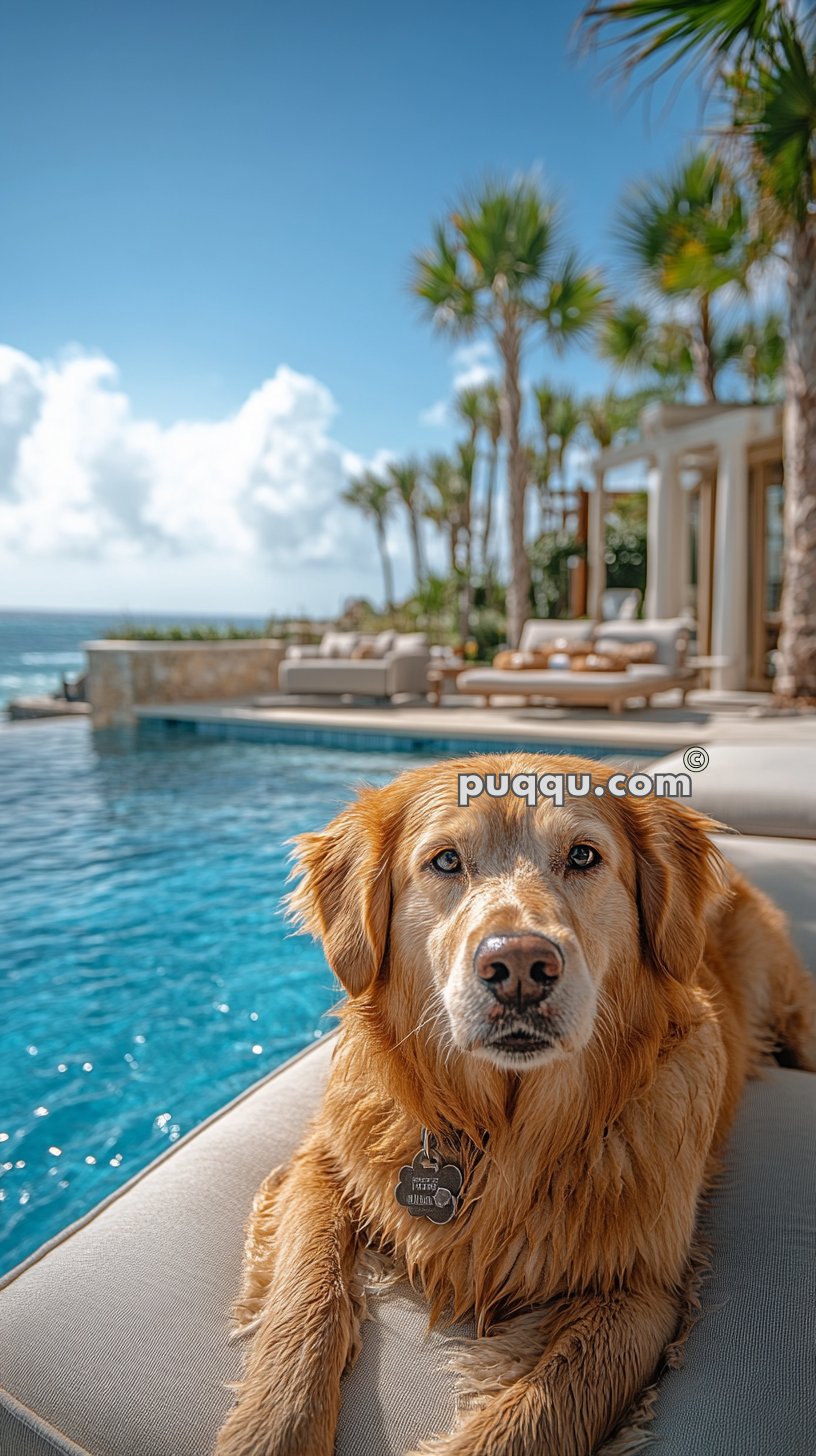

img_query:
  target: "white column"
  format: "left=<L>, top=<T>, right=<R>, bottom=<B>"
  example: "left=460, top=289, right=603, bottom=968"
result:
left=586, top=464, right=606, bottom=620
left=645, top=448, right=681, bottom=618
left=676, top=479, right=692, bottom=616
left=710, top=428, right=749, bottom=691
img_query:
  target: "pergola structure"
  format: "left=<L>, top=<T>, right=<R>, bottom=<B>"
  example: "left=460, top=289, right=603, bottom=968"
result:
left=586, top=400, right=784, bottom=691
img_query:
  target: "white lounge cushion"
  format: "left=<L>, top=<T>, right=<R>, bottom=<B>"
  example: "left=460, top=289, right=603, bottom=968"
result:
left=1, top=837, right=814, bottom=1456
left=318, top=632, right=360, bottom=658
left=594, top=617, right=689, bottom=668
left=658, top=743, right=816, bottom=841
left=390, top=633, right=428, bottom=655
left=279, top=660, right=390, bottom=695
left=519, top=619, right=594, bottom=653
left=456, top=664, right=688, bottom=703
left=371, top=629, right=397, bottom=657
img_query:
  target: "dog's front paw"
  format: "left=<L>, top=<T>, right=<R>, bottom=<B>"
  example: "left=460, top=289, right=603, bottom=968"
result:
left=406, top=1424, right=496, bottom=1456
left=214, top=1404, right=333, bottom=1456
left=405, top=1401, right=542, bottom=1456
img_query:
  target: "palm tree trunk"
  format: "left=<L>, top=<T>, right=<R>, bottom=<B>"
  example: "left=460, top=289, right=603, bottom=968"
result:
left=376, top=518, right=395, bottom=611
left=499, top=313, right=529, bottom=648
left=694, top=294, right=717, bottom=402
left=408, top=507, right=425, bottom=590
left=481, top=443, right=498, bottom=572
left=775, top=216, right=816, bottom=701
left=459, top=516, right=472, bottom=643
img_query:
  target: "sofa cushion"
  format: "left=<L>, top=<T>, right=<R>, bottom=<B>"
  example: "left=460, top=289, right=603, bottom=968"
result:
left=1, top=837, right=814, bottom=1456
left=278, top=660, right=390, bottom=696
left=591, top=638, right=657, bottom=665
left=659, top=743, right=816, bottom=841
left=593, top=617, right=689, bottom=668
left=0, top=1034, right=473, bottom=1456
left=2, top=1056, right=813, bottom=1456
left=713, top=833, right=816, bottom=972
left=390, top=632, right=427, bottom=655
left=372, top=629, right=397, bottom=657
left=455, top=665, right=681, bottom=702
left=518, top=619, right=594, bottom=653
left=646, top=1066, right=816, bottom=1456
left=319, top=632, right=359, bottom=658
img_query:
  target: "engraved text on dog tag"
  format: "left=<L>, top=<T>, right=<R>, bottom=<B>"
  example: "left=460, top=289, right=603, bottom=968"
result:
left=394, top=1135, right=463, bottom=1224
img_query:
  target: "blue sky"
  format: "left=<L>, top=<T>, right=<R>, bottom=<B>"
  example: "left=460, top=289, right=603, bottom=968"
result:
left=0, top=0, right=701, bottom=614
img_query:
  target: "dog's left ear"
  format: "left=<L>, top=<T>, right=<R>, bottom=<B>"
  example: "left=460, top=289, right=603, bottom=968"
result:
left=286, top=788, right=394, bottom=997
left=624, top=797, right=731, bottom=983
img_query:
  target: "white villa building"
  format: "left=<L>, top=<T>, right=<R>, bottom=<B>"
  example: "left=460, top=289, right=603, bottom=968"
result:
left=585, top=401, right=784, bottom=692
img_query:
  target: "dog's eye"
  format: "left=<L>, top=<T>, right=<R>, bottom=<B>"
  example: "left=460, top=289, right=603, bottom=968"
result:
left=430, top=849, right=463, bottom=875
left=567, top=844, right=600, bottom=870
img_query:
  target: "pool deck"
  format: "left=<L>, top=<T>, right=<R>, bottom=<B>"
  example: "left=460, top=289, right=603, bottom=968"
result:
left=133, top=688, right=816, bottom=759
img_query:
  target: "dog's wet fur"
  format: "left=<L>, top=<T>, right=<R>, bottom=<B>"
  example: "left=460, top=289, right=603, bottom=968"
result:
left=216, top=753, right=816, bottom=1456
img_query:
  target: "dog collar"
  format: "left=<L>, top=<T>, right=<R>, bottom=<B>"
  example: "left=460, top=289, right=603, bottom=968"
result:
left=394, top=1127, right=463, bottom=1224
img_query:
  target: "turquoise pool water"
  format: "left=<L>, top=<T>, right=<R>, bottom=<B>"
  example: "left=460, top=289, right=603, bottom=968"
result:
left=0, top=722, right=433, bottom=1276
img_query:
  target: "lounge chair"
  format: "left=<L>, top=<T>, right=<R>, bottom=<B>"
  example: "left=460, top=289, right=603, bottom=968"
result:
left=2, top=745, right=814, bottom=1453
left=457, top=617, right=695, bottom=713
left=283, top=629, right=394, bottom=662
left=600, top=587, right=642, bottom=621
left=278, top=632, right=430, bottom=701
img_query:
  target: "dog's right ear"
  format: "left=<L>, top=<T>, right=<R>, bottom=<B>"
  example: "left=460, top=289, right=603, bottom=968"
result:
left=286, top=789, right=393, bottom=997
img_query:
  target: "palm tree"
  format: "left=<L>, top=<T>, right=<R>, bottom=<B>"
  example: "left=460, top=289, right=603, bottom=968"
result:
left=411, top=179, right=606, bottom=646
left=479, top=381, right=503, bottom=574
left=599, top=303, right=694, bottom=396
left=342, top=472, right=395, bottom=610
left=614, top=150, right=756, bottom=400
left=385, top=459, right=426, bottom=590
left=719, top=312, right=786, bottom=404
left=423, top=447, right=477, bottom=640
left=580, top=1, right=816, bottom=698
left=454, top=386, right=485, bottom=451
left=453, top=386, right=486, bottom=620
left=533, top=385, right=583, bottom=534
left=583, top=389, right=654, bottom=451
left=550, top=392, right=584, bottom=481
left=423, top=452, right=465, bottom=579
left=454, top=439, right=477, bottom=639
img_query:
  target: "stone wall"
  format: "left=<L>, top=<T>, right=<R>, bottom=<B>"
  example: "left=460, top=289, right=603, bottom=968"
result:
left=85, top=640, right=285, bottom=727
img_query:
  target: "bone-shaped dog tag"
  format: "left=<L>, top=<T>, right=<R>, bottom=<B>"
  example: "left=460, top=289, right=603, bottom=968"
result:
left=394, top=1145, right=463, bottom=1224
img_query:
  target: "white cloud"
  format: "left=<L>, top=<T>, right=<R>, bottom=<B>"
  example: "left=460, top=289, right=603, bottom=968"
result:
left=419, top=399, right=451, bottom=428
left=452, top=340, right=498, bottom=392
left=419, top=340, right=499, bottom=428
left=0, top=344, right=412, bottom=611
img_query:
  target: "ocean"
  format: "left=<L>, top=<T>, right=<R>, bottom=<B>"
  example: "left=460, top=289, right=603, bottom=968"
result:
left=0, top=611, right=268, bottom=710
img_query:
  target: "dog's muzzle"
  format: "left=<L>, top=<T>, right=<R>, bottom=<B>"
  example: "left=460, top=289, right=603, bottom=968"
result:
left=473, top=931, right=563, bottom=1010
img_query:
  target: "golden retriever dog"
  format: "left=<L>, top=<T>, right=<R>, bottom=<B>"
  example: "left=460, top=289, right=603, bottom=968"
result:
left=215, top=753, right=816, bottom=1456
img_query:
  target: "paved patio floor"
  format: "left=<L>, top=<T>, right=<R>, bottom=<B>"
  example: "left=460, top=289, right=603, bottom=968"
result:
left=134, top=687, right=816, bottom=757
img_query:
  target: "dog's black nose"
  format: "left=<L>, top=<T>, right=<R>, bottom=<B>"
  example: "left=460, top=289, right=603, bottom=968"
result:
left=474, top=933, right=563, bottom=1009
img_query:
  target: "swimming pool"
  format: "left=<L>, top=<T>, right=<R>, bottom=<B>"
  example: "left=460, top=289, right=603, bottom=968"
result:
left=0, top=719, right=655, bottom=1278
left=0, top=722, right=436, bottom=1276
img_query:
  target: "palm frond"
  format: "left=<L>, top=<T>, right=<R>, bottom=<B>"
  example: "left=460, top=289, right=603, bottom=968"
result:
left=579, top=1, right=779, bottom=90
left=717, top=309, right=785, bottom=398
left=598, top=303, right=655, bottom=368
left=614, top=148, right=752, bottom=295
left=385, top=459, right=424, bottom=509
left=454, top=180, right=559, bottom=295
left=411, top=223, right=481, bottom=334
left=533, top=254, right=609, bottom=348
left=342, top=470, right=394, bottom=526
left=731, top=17, right=816, bottom=216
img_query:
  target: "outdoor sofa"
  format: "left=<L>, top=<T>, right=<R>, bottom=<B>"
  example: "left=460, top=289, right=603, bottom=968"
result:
left=278, top=630, right=430, bottom=701
left=1, top=742, right=814, bottom=1455
left=457, top=617, right=696, bottom=712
